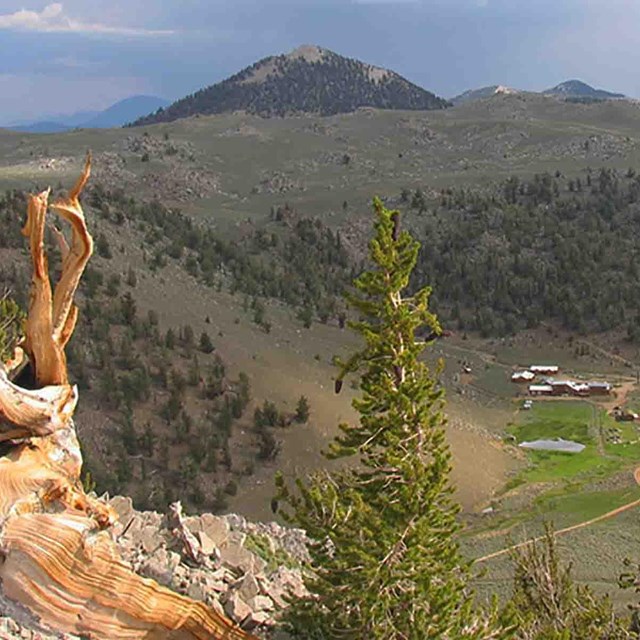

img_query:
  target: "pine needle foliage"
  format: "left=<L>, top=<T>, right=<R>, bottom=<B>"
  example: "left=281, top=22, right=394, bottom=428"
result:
left=509, top=523, right=634, bottom=639
left=0, top=291, right=25, bottom=363
left=276, top=198, right=507, bottom=639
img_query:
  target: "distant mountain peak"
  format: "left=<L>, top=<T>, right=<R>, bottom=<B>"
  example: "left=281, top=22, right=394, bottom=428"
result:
left=132, top=45, right=448, bottom=125
left=6, top=95, right=169, bottom=133
left=549, top=79, right=591, bottom=94
left=543, top=80, right=625, bottom=99
left=451, top=84, right=520, bottom=105
left=240, top=45, right=330, bottom=85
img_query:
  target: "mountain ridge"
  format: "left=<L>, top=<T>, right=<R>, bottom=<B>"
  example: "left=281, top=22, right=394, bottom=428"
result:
left=132, top=44, right=449, bottom=125
left=451, top=79, right=625, bottom=105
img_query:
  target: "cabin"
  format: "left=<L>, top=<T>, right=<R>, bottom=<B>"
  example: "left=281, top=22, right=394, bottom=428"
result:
left=587, top=381, right=612, bottom=395
left=530, top=365, right=559, bottom=374
left=529, top=384, right=553, bottom=396
left=511, top=370, right=535, bottom=383
left=550, top=380, right=590, bottom=397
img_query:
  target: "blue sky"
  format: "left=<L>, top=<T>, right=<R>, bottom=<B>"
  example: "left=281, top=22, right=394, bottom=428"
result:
left=0, top=0, right=637, bottom=123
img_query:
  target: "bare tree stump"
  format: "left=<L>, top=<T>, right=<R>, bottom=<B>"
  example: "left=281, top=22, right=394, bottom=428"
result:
left=0, top=157, right=255, bottom=639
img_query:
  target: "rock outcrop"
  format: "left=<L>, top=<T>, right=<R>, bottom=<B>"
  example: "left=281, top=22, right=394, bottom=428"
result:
left=0, top=496, right=310, bottom=639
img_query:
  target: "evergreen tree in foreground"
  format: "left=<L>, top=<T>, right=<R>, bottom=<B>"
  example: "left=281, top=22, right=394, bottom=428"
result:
left=276, top=199, right=507, bottom=639
left=511, top=524, right=634, bottom=639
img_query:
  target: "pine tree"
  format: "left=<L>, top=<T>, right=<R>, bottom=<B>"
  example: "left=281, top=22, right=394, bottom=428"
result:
left=0, top=292, right=24, bottom=362
left=276, top=198, right=506, bottom=639
left=510, top=524, right=633, bottom=639
left=199, top=330, right=215, bottom=354
left=295, top=395, right=311, bottom=424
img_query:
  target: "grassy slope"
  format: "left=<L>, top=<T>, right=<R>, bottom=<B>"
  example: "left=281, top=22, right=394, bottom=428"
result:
left=4, top=93, right=640, bottom=224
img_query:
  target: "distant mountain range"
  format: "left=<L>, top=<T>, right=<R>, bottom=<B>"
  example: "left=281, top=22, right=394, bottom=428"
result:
left=6, top=95, right=170, bottom=133
left=132, top=45, right=449, bottom=125
left=452, top=80, right=625, bottom=105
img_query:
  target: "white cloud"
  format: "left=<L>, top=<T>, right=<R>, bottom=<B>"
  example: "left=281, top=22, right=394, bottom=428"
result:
left=0, top=3, right=174, bottom=36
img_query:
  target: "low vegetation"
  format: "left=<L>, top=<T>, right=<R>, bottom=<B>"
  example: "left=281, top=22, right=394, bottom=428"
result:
left=509, top=524, right=634, bottom=639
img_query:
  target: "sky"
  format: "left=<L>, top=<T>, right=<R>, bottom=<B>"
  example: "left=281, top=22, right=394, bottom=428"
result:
left=0, top=0, right=638, bottom=124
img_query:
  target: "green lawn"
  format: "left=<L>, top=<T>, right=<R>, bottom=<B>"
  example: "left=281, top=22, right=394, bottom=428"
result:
left=523, top=446, right=622, bottom=482
left=512, top=400, right=593, bottom=444
left=508, top=401, right=628, bottom=484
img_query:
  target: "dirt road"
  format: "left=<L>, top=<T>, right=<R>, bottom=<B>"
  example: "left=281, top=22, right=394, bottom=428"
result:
left=474, top=466, right=640, bottom=565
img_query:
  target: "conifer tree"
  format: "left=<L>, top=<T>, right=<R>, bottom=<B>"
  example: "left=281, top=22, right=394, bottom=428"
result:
left=295, top=395, right=311, bottom=423
left=0, top=292, right=24, bottom=362
left=510, top=524, right=633, bottom=639
left=276, top=198, right=507, bottom=639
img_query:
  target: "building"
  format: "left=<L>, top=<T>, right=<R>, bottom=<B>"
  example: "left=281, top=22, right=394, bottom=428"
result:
left=530, top=365, right=559, bottom=374
left=612, top=407, right=638, bottom=421
left=550, top=380, right=590, bottom=397
left=587, top=381, right=612, bottom=395
left=529, top=384, right=554, bottom=396
left=511, top=370, right=535, bottom=383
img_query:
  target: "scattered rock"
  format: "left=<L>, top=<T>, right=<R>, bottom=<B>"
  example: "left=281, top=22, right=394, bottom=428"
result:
left=236, top=574, right=261, bottom=602
left=247, top=595, right=275, bottom=612
left=224, top=592, right=252, bottom=625
left=0, top=498, right=312, bottom=639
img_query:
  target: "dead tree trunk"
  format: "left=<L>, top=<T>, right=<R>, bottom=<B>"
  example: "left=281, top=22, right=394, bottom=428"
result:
left=0, top=157, right=255, bottom=639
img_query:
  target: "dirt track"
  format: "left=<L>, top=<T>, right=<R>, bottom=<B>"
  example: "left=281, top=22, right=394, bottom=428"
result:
left=474, top=466, right=640, bottom=565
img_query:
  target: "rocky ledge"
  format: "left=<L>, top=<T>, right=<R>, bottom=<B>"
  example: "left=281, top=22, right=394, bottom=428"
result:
left=0, top=497, right=311, bottom=640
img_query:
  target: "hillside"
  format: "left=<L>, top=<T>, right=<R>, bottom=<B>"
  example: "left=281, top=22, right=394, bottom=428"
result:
left=132, top=45, right=449, bottom=124
left=5, top=94, right=640, bottom=521
left=5, top=99, right=640, bottom=620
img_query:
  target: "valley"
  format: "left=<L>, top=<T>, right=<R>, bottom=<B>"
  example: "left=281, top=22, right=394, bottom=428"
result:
left=3, top=91, right=640, bottom=615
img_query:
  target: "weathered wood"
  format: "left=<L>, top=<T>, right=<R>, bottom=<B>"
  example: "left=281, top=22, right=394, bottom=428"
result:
left=0, top=158, right=255, bottom=640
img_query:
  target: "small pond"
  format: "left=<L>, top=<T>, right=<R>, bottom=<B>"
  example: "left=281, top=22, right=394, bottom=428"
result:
left=519, top=438, right=586, bottom=453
